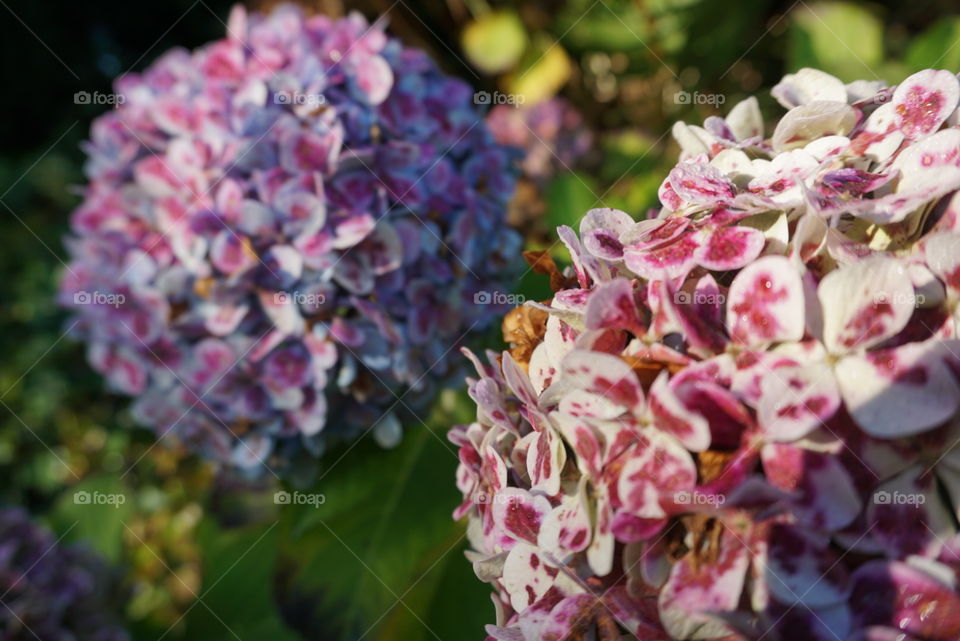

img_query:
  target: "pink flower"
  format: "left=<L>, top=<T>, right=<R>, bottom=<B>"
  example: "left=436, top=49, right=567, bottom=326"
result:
left=452, top=67, right=960, bottom=641
left=61, top=3, right=519, bottom=471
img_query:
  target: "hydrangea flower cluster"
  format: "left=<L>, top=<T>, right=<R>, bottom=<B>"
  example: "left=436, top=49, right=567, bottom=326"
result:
left=486, top=98, right=592, bottom=183
left=451, top=67, right=960, bottom=641
left=0, top=508, right=128, bottom=641
left=60, top=4, right=519, bottom=469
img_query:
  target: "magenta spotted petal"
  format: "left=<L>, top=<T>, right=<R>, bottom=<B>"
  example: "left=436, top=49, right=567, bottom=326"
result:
left=560, top=350, right=645, bottom=415
left=819, top=257, right=914, bottom=355
left=617, top=429, right=697, bottom=519
left=658, top=526, right=751, bottom=640
left=664, top=162, right=737, bottom=210
left=892, top=69, right=960, bottom=139
left=693, top=224, right=765, bottom=272
left=850, top=561, right=960, bottom=641
left=727, top=255, right=805, bottom=347
left=757, top=363, right=839, bottom=441
left=835, top=342, right=960, bottom=438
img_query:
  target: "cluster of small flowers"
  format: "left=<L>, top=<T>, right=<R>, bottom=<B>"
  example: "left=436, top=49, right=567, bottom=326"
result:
left=451, top=67, right=960, bottom=641
left=486, top=98, right=593, bottom=183
left=0, top=508, right=128, bottom=641
left=60, top=4, right=520, bottom=470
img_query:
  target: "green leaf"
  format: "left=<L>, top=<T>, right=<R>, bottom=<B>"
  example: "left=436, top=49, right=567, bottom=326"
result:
left=274, top=397, right=492, bottom=641
left=906, top=17, right=960, bottom=73
left=558, top=0, right=650, bottom=52
left=789, top=2, right=884, bottom=82
left=545, top=172, right=598, bottom=230
left=461, top=11, right=528, bottom=74
left=47, top=474, right=133, bottom=563
left=182, top=518, right=302, bottom=641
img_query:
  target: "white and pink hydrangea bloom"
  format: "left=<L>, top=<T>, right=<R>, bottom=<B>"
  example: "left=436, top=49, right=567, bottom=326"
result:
left=60, top=4, right=520, bottom=470
left=450, top=67, right=960, bottom=641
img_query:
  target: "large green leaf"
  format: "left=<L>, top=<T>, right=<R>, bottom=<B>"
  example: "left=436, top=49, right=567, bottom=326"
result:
left=274, top=392, right=492, bottom=641
left=789, top=2, right=884, bottom=82
left=48, top=473, right=133, bottom=563
left=181, top=518, right=302, bottom=641
left=906, top=17, right=960, bottom=73
left=545, top=172, right=598, bottom=230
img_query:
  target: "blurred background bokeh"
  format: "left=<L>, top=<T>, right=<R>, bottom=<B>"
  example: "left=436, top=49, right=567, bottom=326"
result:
left=2, top=0, right=959, bottom=638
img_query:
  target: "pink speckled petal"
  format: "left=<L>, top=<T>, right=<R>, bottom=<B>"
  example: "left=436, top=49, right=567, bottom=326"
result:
left=818, top=257, right=914, bottom=354
left=694, top=225, right=765, bottom=271
left=726, top=255, right=805, bottom=347
left=836, top=342, right=960, bottom=438
left=757, top=362, right=840, bottom=441
left=892, top=69, right=960, bottom=139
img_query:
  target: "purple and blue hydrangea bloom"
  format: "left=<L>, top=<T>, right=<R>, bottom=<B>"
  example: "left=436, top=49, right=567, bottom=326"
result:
left=61, top=4, right=521, bottom=471
left=0, top=507, right=128, bottom=641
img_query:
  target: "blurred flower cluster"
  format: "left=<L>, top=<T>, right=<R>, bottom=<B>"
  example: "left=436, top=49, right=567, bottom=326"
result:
left=487, top=98, right=592, bottom=184
left=60, top=3, right=520, bottom=471
left=451, top=68, right=960, bottom=640
left=0, top=507, right=128, bottom=641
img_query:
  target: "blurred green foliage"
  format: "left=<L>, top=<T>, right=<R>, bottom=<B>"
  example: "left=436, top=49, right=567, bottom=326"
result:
left=1, top=0, right=959, bottom=639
